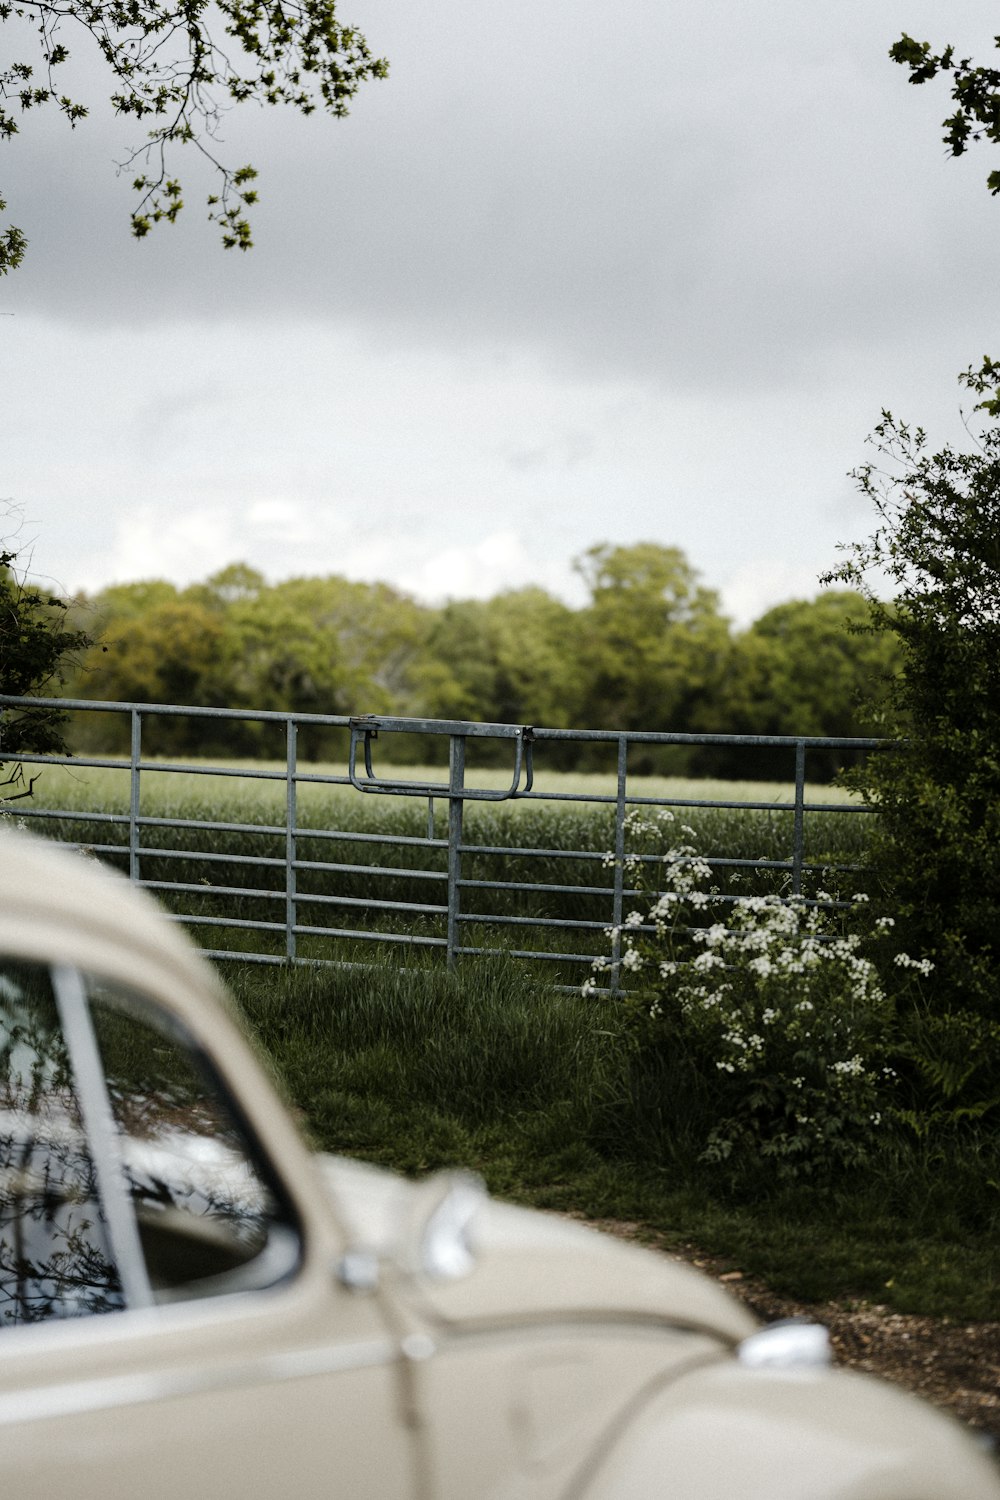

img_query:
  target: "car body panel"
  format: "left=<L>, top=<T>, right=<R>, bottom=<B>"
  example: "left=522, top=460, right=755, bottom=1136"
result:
left=576, top=1358, right=1000, bottom=1499
left=320, top=1153, right=757, bottom=1342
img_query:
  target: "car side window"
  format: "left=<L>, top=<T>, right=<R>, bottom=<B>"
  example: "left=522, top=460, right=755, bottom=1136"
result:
left=0, top=958, right=300, bottom=1327
left=0, top=960, right=124, bottom=1325
left=86, top=982, right=301, bottom=1304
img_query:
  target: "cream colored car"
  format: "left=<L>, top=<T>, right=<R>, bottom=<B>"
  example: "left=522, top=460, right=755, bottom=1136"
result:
left=0, top=830, right=996, bottom=1500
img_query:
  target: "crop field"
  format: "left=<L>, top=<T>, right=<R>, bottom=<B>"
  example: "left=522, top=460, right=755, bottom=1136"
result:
left=12, top=758, right=874, bottom=982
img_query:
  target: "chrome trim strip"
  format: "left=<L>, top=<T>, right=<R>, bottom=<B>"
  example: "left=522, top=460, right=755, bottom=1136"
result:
left=52, top=964, right=155, bottom=1311
left=0, top=1336, right=398, bottom=1426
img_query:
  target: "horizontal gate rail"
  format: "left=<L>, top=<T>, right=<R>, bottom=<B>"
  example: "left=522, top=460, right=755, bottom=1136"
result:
left=0, top=695, right=883, bottom=992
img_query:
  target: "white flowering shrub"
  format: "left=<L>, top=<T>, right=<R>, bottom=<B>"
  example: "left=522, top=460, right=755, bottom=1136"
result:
left=588, top=817, right=899, bottom=1178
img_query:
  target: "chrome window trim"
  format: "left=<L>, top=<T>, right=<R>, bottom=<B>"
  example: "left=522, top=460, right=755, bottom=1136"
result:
left=52, top=963, right=155, bottom=1311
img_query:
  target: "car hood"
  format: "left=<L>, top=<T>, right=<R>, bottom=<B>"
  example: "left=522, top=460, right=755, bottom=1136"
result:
left=319, top=1154, right=756, bottom=1345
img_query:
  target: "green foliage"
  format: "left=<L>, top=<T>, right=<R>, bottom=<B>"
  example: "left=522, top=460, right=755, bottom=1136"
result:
left=70, top=567, right=428, bottom=756
left=891, top=1005, right=1000, bottom=1135
left=0, top=0, right=387, bottom=261
left=824, top=371, right=1000, bottom=1016
left=55, top=543, right=903, bottom=778
left=0, top=192, right=25, bottom=275
left=573, top=543, right=730, bottom=760
left=0, top=535, right=91, bottom=795
left=891, top=29, right=1000, bottom=195
left=413, top=587, right=587, bottom=754
left=696, top=591, right=901, bottom=779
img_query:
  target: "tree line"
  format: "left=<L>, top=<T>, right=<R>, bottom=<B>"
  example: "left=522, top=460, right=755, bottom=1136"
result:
left=27, top=541, right=899, bottom=779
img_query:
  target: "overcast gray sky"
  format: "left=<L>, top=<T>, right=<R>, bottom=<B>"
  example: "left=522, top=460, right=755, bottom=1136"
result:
left=3, top=0, right=999, bottom=623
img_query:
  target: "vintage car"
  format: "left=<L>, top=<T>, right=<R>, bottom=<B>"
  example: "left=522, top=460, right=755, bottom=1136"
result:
left=0, top=828, right=997, bottom=1499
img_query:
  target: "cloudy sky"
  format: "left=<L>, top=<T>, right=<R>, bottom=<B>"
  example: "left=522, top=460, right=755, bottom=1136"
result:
left=3, top=0, right=999, bottom=624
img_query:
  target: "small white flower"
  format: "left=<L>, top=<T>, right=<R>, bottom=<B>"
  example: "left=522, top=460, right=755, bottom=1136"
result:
left=621, top=948, right=643, bottom=972
left=894, top=952, right=935, bottom=975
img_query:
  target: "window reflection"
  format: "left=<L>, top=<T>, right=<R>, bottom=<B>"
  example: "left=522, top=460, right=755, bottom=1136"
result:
left=0, top=963, right=123, bottom=1324
left=87, top=985, right=299, bottom=1300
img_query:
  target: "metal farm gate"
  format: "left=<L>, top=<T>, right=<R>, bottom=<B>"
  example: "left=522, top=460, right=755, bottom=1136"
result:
left=0, top=696, right=880, bottom=991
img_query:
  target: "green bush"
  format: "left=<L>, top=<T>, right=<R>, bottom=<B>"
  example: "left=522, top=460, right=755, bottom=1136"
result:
left=824, top=370, right=1000, bottom=1017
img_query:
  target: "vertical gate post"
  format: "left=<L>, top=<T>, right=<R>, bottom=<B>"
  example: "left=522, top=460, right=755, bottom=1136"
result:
left=792, top=739, right=806, bottom=896
left=285, top=718, right=298, bottom=962
left=128, top=709, right=142, bottom=885
left=446, top=734, right=466, bottom=969
left=610, top=735, right=628, bottom=994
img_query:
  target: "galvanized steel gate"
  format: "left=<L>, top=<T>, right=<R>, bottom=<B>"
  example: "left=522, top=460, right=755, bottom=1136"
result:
left=0, top=697, right=880, bottom=991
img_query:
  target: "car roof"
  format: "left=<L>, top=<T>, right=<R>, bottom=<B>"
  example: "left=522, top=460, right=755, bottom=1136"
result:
left=0, top=828, right=230, bottom=1011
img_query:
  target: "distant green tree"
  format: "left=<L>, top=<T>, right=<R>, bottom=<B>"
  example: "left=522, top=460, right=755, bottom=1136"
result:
left=263, top=575, right=427, bottom=716
left=0, top=0, right=387, bottom=266
left=416, top=588, right=584, bottom=725
left=415, top=599, right=508, bottom=725
left=75, top=593, right=229, bottom=752
left=697, top=591, right=901, bottom=780
left=824, top=367, right=1000, bottom=1016
left=574, top=543, right=730, bottom=769
left=69, top=565, right=430, bottom=757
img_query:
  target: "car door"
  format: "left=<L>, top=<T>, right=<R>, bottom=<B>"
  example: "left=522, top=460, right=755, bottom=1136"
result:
left=0, top=955, right=418, bottom=1500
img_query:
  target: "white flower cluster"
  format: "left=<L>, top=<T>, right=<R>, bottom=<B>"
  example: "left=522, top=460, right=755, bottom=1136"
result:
left=582, top=819, right=908, bottom=1169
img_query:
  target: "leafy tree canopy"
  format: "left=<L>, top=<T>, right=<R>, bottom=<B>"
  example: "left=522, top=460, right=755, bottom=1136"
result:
left=0, top=0, right=387, bottom=269
left=891, top=27, right=1000, bottom=195
left=696, top=591, right=901, bottom=781
left=574, top=542, right=729, bottom=737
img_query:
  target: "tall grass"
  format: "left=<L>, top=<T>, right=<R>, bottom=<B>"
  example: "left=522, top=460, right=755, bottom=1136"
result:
left=229, top=955, right=1000, bottom=1320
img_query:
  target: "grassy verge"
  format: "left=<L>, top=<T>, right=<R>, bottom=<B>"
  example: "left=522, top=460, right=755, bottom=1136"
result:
left=228, top=955, right=999, bottom=1322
